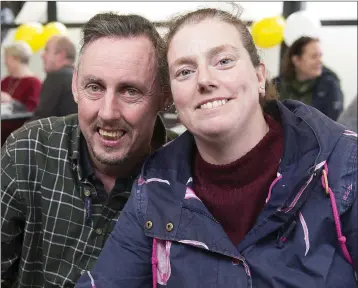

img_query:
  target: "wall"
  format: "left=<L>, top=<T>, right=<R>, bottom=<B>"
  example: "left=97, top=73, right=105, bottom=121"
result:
left=304, top=1, right=357, bottom=106
left=1, top=1, right=356, bottom=107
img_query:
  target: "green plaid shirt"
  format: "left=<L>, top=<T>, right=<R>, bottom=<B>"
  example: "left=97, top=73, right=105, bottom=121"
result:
left=1, top=114, right=172, bottom=287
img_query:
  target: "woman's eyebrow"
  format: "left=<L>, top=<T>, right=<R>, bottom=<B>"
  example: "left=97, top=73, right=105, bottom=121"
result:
left=206, top=44, right=239, bottom=59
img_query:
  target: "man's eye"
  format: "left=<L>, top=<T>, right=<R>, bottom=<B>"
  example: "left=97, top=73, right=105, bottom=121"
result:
left=127, top=88, right=138, bottom=96
left=87, top=84, right=102, bottom=93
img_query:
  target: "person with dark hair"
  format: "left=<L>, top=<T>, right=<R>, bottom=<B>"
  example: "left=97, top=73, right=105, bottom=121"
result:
left=30, top=35, right=78, bottom=120
left=1, top=12, right=175, bottom=287
left=273, top=36, right=344, bottom=121
left=77, top=6, right=357, bottom=288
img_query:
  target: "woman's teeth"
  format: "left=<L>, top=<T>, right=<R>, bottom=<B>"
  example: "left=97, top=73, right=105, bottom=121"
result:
left=98, top=129, right=125, bottom=140
left=200, top=99, right=228, bottom=110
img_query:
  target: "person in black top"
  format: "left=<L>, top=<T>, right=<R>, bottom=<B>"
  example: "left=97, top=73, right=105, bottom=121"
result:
left=30, top=35, right=77, bottom=121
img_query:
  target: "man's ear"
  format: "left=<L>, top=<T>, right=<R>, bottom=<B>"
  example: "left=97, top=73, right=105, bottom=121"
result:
left=72, top=67, right=78, bottom=103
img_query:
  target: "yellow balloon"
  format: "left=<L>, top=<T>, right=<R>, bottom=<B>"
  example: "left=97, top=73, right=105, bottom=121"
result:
left=40, top=22, right=68, bottom=48
left=14, top=22, right=44, bottom=53
left=251, top=16, right=285, bottom=49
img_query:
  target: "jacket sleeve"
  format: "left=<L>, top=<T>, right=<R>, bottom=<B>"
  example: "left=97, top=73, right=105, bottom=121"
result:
left=1, top=139, right=26, bottom=285
left=346, top=190, right=358, bottom=271
left=322, top=78, right=344, bottom=121
left=75, top=180, right=152, bottom=288
left=342, top=139, right=358, bottom=271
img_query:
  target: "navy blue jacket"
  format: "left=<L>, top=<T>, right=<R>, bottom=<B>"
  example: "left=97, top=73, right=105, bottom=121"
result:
left=77, top=100, right=357, bottom=288
left=274, top=67, right=344, bottom=121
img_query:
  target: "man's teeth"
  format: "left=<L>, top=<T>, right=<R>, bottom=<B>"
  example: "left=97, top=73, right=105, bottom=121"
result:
left=200, top=99, right=228, bottom=110
left=98, top=129, right=125, bottom=139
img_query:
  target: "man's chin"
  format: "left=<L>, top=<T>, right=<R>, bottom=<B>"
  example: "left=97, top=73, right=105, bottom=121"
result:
left=92, top=147, right=128, bottom=166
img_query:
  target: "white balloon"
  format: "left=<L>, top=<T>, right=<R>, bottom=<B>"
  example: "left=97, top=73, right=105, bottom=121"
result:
left=283, top=11, right=322, bottom=46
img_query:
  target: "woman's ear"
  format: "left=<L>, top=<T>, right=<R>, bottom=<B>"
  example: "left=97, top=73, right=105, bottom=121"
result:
left=161, top=96, right=174, bottom=112
left=292, top=55, right=300, bottom=67
left=256, top=63, right=266, bottom=95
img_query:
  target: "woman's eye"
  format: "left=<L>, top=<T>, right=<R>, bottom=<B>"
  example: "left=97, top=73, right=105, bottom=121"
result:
left=219, top=58, right=233, bottom=65
left=176, top=69, right=193, bottom=79
left=180, top=70, right=191, bottom=76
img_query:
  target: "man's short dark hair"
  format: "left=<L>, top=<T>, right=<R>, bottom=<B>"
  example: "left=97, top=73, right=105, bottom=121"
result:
left=78, top=12, right=169, bottom=96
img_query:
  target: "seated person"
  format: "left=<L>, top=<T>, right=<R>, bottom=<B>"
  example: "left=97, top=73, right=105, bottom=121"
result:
left=77, top=6, right=357, bottom=288
left=273, top=36, right=344, bottom=121
left=1, top=41, right=42, bottom=111
left=30, top=35, right=77, bottom=121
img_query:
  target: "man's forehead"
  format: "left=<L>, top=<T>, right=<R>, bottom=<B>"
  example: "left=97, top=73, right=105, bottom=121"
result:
left=47, top=36, right=60, bottom=48
left=79, top=36, right=158, bottom=75
left=82, top=36, right=156, bottom=62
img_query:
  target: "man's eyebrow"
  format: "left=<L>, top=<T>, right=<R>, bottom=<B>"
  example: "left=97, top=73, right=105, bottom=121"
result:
left=81, top=75, right=105, bottom=85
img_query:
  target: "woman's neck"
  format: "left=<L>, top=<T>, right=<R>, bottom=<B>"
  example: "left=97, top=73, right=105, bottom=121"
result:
left=295, top=71, right=313, bottom=82
left=195, top=107, right=269, bottom=165
left=12, top=65, right=33, bottom=78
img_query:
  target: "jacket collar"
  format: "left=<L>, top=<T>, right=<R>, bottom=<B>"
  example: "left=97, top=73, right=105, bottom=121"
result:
left=140, top=100, right=347, bottom=255
left=144, top=100, right=343, bottom=176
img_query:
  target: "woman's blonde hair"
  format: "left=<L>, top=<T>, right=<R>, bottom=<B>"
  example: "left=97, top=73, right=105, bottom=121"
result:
left=4, top=41, right=33, bottom=65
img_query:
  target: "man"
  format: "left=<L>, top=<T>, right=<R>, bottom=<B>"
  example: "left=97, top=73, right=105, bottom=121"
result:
left=1, top=12, right=174, bottom=287
left=30, top=35, right=78, bottom=121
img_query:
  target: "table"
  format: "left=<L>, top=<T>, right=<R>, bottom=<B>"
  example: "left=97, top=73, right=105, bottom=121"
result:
left=1, top=111, right=34, bottom=146
left=1, top=111, right=34, bottom=121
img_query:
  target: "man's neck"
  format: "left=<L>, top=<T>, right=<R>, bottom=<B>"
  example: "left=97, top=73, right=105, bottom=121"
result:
left=92, top=152, right=148, bottom=193
left=56, top=60, right=73, bottom=71
left=195, top=108, right=269, bottom=165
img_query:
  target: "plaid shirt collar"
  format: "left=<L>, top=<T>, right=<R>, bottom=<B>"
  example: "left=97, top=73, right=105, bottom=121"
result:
left=69, top=115, right=167, bottom=182
left=1, top=113, right=171, bottom=287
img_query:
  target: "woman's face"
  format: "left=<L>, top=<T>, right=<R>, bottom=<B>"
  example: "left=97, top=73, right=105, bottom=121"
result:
left=293, top=41, right=323, bottom=80
left=167, top=19, right=266, bottom=141
left=4, top=54, right=20, bottom=75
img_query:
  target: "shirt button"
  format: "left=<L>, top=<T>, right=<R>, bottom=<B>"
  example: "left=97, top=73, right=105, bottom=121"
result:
left=84, top=189, right=91, bottom=197
left=95, top=228, right=103, bottom=235
left=166, top=223, right=174, bottom=232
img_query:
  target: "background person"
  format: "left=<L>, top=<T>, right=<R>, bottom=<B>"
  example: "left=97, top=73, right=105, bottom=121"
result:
left=30, top=35, right=78, bottom=121
left=1, top=41, right=41, bottom=111
left=273, top=36, right=344, bottom=121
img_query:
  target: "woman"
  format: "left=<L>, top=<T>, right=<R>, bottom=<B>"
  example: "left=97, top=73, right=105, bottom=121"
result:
left=273, top=36, right=344, bottom=121
left=1, top=41, right=42, bottom=111
left=76, top=7, right=357, bottom=288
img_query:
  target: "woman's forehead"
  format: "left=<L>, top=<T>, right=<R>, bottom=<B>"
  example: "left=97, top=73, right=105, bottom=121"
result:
left=168, top=20, right=244, bottom=60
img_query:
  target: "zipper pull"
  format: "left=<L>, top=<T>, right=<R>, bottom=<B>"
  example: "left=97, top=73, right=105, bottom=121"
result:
left=276, top=220, right=297, bottom=249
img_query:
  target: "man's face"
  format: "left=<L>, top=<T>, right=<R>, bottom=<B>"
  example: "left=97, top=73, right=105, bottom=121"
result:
left=42, top=37, right=60, bottom=73
left=72, top=36, right=162, bottom=167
